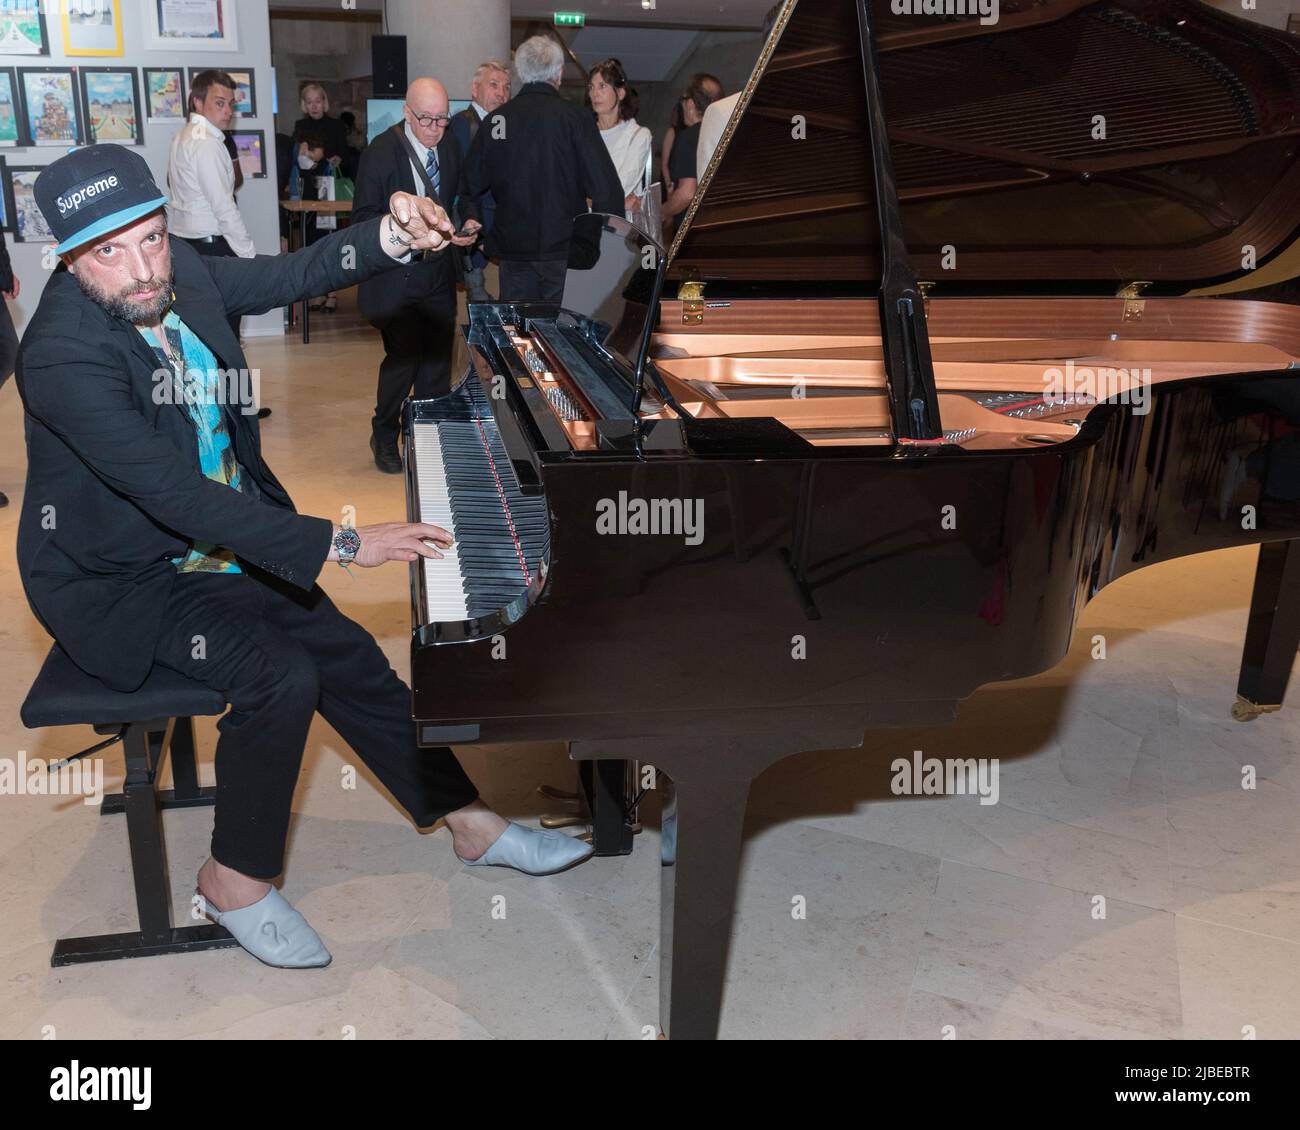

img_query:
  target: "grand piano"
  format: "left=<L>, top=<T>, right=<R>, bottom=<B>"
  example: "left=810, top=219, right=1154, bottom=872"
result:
left=404, top=0, right=1300, bottom=1038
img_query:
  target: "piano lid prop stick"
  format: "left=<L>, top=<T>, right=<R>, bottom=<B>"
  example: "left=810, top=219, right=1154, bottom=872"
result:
left=854, top=0, right=945, bottom=444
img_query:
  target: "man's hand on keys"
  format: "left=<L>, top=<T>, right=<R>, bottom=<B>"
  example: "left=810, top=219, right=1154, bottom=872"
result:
left=329, top=522, right=454, bottom=566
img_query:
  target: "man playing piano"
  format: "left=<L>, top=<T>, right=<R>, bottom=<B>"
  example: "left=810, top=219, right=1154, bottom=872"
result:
left=15, top=146, right=592, bottom=972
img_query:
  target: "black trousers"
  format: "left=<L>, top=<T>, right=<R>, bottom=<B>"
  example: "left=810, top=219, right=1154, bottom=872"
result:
left=177, top=235, right=243, bottom=338
left=499, top=258, right=567, bottom=305
left=151, top=569, right=479, bottom=879
left=370, top=281, right=457, bottom=445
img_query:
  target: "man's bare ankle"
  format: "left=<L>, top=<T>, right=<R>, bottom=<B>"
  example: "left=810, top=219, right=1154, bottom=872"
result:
left=198, top=859, right=271, bottom=912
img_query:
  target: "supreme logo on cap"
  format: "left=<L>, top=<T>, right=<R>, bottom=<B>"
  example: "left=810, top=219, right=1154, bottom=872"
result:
left=56, top=172, right=126, bottom=218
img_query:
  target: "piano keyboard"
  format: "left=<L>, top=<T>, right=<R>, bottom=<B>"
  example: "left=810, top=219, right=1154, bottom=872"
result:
left=410, top=394, right=550, bottom=625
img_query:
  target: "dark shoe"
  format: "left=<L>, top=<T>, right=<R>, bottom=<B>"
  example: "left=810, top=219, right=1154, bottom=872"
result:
left=0, top=491, right=8, bottom=508
left=370, top=433, right=402, bottom=474
left=257, top=407, right=272, bottom=419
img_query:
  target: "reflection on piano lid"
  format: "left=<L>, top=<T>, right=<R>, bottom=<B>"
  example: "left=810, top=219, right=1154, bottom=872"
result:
left=671, top=0, right=1300, bottom=288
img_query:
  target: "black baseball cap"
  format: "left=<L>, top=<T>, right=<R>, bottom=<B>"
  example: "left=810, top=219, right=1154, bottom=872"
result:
left=34, top=145, right=168, bottom=255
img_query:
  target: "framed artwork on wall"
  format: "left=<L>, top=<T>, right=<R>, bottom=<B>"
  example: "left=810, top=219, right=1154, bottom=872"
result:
left=0, top=69, right=20, bottom=147
left=62, top=0, right=124, bottom=57
left=147, top=0, right=238, bottom=52
left=0, top=156, right=16, bottom=233
left=80, top=67, right=144, bottom=145
left=144, top=67, right=185, bottom=121
left=0, top=0, right=49, bottom=56
left=7, top=165, right=54, bottom=243
left=188, top=66, right=254, bottom=117
left=228, top=129, right=266, bottom=179
left=16, top=68, right=82, bottom=147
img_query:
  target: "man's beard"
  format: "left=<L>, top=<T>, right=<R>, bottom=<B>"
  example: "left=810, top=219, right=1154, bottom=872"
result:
left=74, top=265, right=174, bottom=325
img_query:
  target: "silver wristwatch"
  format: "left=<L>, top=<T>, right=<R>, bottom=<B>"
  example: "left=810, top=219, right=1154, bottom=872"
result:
left=334, top=526, right=361, bottom=568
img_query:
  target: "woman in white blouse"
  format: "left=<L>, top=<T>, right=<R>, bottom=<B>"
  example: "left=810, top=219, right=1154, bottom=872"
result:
left=587, top=59, right=653, bottom=217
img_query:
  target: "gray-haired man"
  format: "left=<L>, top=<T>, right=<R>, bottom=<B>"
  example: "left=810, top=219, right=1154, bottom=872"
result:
left=462, top=35, right=623, bottom=304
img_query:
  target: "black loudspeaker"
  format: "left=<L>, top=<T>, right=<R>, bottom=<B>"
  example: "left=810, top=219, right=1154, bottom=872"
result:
left=372, top=35, right=407, bottom=96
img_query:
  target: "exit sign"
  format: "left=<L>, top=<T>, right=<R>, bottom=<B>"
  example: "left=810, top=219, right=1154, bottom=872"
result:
left=554, top=11, right=585, bottom=26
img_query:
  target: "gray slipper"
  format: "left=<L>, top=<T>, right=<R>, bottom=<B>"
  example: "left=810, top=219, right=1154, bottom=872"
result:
left=198, top=887, right=332, bottom=969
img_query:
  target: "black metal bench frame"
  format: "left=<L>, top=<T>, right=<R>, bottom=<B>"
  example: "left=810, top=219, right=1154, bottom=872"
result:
left=51, top=715, right=240, bottom=966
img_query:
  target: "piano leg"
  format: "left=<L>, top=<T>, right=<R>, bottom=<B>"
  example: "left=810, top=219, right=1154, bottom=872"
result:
left=1234, top=539, right=1300, bottom=721
left=572, top=725, right=864, bottom=1039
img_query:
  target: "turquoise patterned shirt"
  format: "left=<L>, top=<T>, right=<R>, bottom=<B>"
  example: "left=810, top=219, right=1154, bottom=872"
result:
left=140, top=310, right=249, bottom=573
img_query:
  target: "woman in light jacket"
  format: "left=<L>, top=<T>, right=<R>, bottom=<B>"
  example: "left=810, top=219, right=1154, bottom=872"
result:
left=587, top=59, right=653, bottom=218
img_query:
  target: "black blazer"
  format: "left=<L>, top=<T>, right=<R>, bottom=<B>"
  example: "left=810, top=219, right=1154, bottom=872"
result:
left=462, top=82, right=623, bottom=262
left=16, top=219, right=397, bottom=692
left=353, top=123, right=464, bottom=323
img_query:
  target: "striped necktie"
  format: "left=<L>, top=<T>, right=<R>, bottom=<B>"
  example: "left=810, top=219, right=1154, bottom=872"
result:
left=424, top=145, right=440, bottom=200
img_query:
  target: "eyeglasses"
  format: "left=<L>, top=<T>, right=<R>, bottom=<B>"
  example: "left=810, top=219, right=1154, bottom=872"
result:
left=406, top=105, right=451, bottom=128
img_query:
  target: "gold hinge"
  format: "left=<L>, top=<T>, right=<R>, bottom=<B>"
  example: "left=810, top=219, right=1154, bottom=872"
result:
left=678, top=278, right=706, bottom=325
left=1118, top=280, right=1151, bottom=321
left=917, top=280, right=934, bottom=316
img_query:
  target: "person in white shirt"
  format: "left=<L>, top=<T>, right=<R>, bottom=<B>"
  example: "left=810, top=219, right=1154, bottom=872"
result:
left=587, top=59, right=653, bottom=219
left=167, top=71, right=254, bottom=260
left=166, top=69, right=257, bottom=347
left=697, top=91, right=741, bottom=180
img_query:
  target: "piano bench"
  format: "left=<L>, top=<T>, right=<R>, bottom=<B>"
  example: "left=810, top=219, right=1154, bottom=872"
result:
left=21, top=645, right=240, bottom=967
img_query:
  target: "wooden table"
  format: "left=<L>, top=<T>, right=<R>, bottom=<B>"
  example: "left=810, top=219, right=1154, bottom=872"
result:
left=281, top=198, right=353, bottom=344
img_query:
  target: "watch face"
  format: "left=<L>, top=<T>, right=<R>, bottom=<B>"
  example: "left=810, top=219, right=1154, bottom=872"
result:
left=336, top=528, right=361, bottom=556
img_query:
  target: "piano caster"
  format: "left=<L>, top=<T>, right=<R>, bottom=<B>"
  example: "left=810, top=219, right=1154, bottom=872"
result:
left=1231, top=696, right=1281, bottom=722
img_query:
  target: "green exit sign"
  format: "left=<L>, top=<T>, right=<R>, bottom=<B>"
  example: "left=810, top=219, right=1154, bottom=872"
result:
left=554, top=11, right=585, bottom=26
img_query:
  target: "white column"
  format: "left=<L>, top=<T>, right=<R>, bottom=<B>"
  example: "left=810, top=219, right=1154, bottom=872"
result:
left=384, top=0, right=512, bottom=98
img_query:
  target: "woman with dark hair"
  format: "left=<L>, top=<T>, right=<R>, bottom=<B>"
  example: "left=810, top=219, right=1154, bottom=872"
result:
left=587, top=59, right=653, bottom=216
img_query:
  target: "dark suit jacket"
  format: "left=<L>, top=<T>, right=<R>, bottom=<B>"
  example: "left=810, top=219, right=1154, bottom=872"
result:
left=450, top=106, right=494, bottom=269
left=353, top=123, right=464, bottom=324
left=16, top=218, right=398, bottom=692
left=462, top=82, right=623, bottom=262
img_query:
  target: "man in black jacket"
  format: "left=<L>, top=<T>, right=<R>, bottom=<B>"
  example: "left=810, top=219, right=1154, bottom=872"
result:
left=16, top=146, right=592, bottom=971
left=353, top=77, right=478, bottom=474
left=462, top=35, right=623, bottom=304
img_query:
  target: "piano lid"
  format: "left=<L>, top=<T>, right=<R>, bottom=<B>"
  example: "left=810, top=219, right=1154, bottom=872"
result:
left=668, top=0, right=1300, bottom=290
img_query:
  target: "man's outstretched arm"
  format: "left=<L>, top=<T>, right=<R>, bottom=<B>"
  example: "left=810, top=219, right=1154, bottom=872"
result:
left=202, top=192, right=455, bottom=317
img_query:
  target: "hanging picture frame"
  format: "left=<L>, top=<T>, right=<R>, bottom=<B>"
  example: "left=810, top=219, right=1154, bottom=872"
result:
left=228, top=129, right=267, bottom=179
left=80, top=67, right=144, bottom=145
left=7, top=164, right=55, bottom=243
left=0, top=69, right=21, bottom=148
left=147, top=0, right=238, bottom=52
left=16, top=67, right=83, bottom=147
left=144, top=67, right=186, bottom=121
left=62, top=0, right=124, bottom=58
left=187, top=66, right=254, bottom=117
left=0, top=0, right=49, bottom=56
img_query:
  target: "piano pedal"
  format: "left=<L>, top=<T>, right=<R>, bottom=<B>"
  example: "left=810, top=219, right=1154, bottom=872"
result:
left=538, top=784, right=580, bottom=802
left=1231, top=696, right=1281, bottom=722
left=576, top=825, right=642, bottom=847
left=539, top=812, right=587, bottom=829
